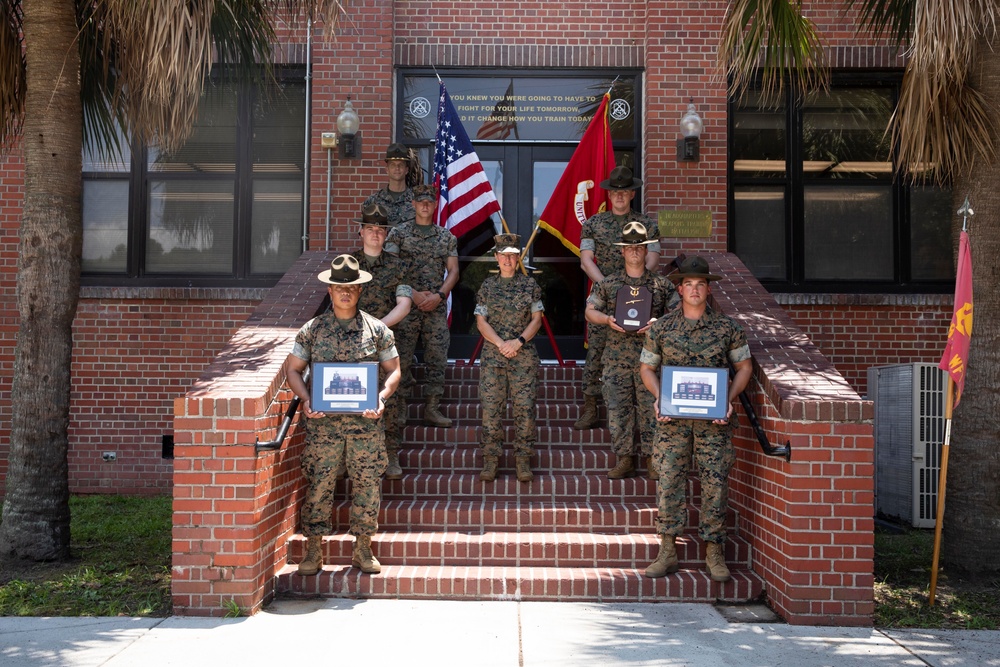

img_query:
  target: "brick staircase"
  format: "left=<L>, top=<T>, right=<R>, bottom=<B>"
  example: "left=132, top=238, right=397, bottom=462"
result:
left=276, top=361, right=765, bottom=603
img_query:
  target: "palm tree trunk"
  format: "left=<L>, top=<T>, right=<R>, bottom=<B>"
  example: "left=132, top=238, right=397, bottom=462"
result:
left=943, top=34, right=1000, bottom=574
left=0, top=0, right=82, bottom=560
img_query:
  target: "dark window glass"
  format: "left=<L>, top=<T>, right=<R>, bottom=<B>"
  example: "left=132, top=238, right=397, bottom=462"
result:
left=729, top=74, right=952, bottom=292
left=81, top=71, right=305, bottom=286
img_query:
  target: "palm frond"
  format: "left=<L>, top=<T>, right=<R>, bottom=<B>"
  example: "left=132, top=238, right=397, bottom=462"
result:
left=720, top=0, right=829, bottom=105
left=892, top=69, right=995, bottom=185
left=0, top=0, right=25, bottom=148
left=845, top=0, right=915, bottom=47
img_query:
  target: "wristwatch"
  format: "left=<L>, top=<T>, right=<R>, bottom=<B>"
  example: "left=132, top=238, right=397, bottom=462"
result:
left=437, top=291, right=446, bottom=300
left=517, top=335, right=526, bottom=345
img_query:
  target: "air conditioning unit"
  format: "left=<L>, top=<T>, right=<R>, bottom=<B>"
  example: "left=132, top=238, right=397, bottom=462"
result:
left=867, top=363, right=946, bottom=528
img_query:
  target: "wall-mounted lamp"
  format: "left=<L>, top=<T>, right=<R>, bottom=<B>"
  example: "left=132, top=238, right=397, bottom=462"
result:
left=677, top=98, right=703, bottom=162
left=336, top=96, right=361, bottom=159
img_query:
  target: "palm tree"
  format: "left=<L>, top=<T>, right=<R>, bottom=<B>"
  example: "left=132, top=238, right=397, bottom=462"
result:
left=0, top=0, right=339, bottom=561
left=721, top=0, right=1000, bottom=573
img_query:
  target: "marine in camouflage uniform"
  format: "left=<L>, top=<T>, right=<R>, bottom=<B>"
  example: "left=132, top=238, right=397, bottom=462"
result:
left=351, top=204, right=413, bottom=479
left=585, top=221, right=676, bottom=480
left=285, top=254, right=401, bottom=576
left=576, top=166, right=660, bottom=430
left=638, top=255, right=752, bottom=583
left=385, top=183, right=459, bottom=427
left=363, top=143, right=419, bottom=226
left=474, top=234, right=544, bottom=483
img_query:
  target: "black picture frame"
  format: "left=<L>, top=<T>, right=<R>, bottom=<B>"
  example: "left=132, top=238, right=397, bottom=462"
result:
left=659, top=366, right=729, bottom=420
left=310, top=362, right=379, bottom=413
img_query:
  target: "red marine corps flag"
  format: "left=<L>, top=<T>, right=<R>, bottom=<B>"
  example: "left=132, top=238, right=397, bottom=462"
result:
left=536, top=92, right=616, bottom=255
left=938, top=228, right=974, bottom=407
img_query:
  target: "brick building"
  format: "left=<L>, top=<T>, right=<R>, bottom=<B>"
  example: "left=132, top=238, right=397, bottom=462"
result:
left=0, top=2, right=953, bottom=624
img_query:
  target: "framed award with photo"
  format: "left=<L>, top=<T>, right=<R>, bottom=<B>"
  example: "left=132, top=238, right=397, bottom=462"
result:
left=658, top=366, right=729, bottom=420
left=614, top=284, right=651, bottom=332
left=310, top=362, right=379, bottom=413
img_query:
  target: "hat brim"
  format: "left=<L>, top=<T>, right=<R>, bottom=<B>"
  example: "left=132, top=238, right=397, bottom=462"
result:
left=599, top=178, right=642, bottom=191
left=354, top=218, right=391, bottom=226
left=318, top=269, right=373, bottom=285
left=669, top=271, right=722, bottom=283
left=612, top=239, right=657, bottom=246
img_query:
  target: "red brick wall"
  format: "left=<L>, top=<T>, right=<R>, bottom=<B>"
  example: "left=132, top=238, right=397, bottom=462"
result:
left=0, top=149, right=23, bottom=494
left=779, top=297, right=953, bottom=397
left=67, top=292, right=261, bottom=495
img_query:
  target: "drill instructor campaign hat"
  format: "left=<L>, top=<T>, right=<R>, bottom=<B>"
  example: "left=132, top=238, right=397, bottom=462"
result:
left=669, top=255, right=722, bottom=282
left=599, top=166, right=643, bottom=191
left=384, top=143, right=410, bottom=161
left=354, top=203, right=391, bottom=227
left=612, top=221, right=657, bottom=246
left=318, top=254, right=373, bottom=285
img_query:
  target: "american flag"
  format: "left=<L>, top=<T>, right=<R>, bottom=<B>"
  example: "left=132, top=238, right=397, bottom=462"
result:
left=434, top=82, right=501, bottom=237
left=476, top=79, right=519, bottom=140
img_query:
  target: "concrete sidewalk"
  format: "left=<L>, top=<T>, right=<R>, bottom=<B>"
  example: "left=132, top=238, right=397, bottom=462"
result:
left=2, top=599, right=998, bottom=666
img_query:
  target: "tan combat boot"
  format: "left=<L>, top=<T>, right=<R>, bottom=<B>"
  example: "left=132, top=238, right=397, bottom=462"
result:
left=573, top=394, right=599, bottom=430
left=646, top=456, right=659, bottom=481
left=515, top=455, right=533, bottom=483
left=424, top=396, right=452, bottom=427
left=644, top=535, right=679, bottom=578
left=480, top=455, right=499, bottom=482
left=608, top=454, right=636, bottom=479
left=297, top=535, right=323, bottom=576
left=352, top=535, right=381, bottom=574
left=385, top=449, right=402, bottom=480
left=705, top=542, right=731, bottom=582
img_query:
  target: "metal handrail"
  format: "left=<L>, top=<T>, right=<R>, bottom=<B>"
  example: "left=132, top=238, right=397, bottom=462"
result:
left=256, top=368, right=309, bottom=454
left=730, top=363, right=791, bottom=461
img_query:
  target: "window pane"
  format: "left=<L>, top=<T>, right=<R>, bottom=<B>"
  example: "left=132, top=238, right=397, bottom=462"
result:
left=253, top=81, right=306, bottom=172
left=732, top=91, right=786, bottom=178
left=910, top=185, right=954, bottom=281
left=149, top=85, right=237, bottom=174
left=146, top=179, right=234, bottom=273
left=251, top=179, right=303, bottom=273
left=733, top=186, right=786, bottom=280
left=802, top=88, right=893, bottom=180
left=82, top=180, right=129, bottom=273
left=804, top=185, right=892, bottom=280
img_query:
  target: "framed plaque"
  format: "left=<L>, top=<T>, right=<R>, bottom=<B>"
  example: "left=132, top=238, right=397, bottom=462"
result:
left=659, top=366, right=729, bottom=420
left=310, top=362, right=379, bottom=413
left=615, top=284, right=651, bottom=332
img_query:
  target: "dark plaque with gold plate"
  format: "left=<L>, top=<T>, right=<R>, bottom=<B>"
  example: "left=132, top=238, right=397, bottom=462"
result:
left=615, top=284, right=651, bottom=332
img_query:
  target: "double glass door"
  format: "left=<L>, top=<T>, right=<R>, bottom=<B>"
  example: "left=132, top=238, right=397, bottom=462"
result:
left=448, top=145, right=587, bottom=360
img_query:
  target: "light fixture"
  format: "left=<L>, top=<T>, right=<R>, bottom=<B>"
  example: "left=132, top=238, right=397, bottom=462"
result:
left=336, top=96, right=361, bottom=159
left=677, top=98, right=703, bottom=162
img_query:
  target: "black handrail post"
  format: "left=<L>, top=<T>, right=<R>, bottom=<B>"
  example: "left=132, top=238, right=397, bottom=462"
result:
left=729, top=362, right=792, bottom=461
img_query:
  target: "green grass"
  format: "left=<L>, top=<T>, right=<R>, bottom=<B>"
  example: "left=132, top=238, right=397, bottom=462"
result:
left=874, top=527, right=1000, bottom=629
left=0, top=495, right=172, bottom=617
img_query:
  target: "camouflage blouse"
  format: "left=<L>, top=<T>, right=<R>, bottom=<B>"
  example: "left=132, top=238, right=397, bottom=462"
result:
left=640, top=307, right=751, bottom=370
left=351, top=250, right=412, bottom=322
left=363, top=187, right=415, bottom=227
left=579, top=210, right=660, bottom=277
left=384, top=222, right=458, bottom=292
left=588, top=270, right=677, bottom=372
left=474, top=273, right=544, bottom=367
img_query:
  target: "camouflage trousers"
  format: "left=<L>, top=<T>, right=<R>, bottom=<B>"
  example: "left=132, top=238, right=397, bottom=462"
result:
left=653, top=419, right=735, bottom=544
left=602, top=367, right=655, bottom=457
left=395, top=305, right=450, bottom=399
left=300, top=415, right=388, bottom=538
left=581, top=323, right=608, bottom=397
left=479, top=353, right=538, bottom=457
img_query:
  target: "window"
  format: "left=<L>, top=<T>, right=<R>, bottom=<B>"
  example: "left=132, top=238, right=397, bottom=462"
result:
left=729, top=72, right=953, bottom=292
left=82, top=70, right=306, bottom=286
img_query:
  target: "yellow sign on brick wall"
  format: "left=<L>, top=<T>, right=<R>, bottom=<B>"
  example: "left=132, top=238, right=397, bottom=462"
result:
left=657, top=210, right=712, bottom=238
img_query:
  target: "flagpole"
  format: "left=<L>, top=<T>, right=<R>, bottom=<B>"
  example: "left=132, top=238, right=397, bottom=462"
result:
left=928, top=377, right=953, bottom=606
left=497, top=213, right=566, bottom=366
left=929, top=197, right=974, bottom=606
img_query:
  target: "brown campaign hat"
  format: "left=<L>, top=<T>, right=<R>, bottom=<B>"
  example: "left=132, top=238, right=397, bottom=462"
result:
left=612, top=221, right=657, bottom=246
left=599, top=165, right=642, bottom=191
left=354, top=203, right=391, bottom=226
left=384, top=143, right=410, bottom=161
left=318, top=254, right=373, bottom=285
left=669, top=255, right=722, bottom=282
